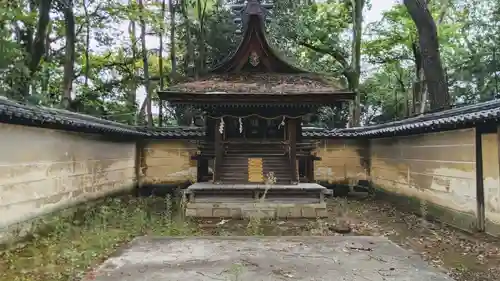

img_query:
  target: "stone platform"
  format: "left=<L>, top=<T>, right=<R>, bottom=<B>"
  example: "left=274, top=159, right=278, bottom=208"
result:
left=183, top=183, right=332, bottom=218
left=87, top=236, right=454, bottom=281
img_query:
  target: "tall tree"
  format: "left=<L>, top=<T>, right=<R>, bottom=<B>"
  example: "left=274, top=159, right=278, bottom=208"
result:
left=137, top=0, right=153, bottom=127
left=349, top=0, right=364, bottom=126
left=158, top=0, right=166, bottom=126
left=128, top=0, right=139, bottom=121
left=60, top=0, right=76, bottom=108
left=169, top=0, right=177, bottom=77
left=82, top=0, right=92, bottom=87
left=404, top=0, right=450, bottom=110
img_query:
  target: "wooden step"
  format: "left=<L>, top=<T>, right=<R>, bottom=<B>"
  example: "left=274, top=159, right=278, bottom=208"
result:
left=219, top=180, right=293, bottom=185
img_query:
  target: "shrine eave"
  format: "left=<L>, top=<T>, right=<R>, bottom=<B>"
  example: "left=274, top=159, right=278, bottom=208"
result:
left=162, top=73, right=349, bottom=96
left=157, top=90, right=355, bottom=106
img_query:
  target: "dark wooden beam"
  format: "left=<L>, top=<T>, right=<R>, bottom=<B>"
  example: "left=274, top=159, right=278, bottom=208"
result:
left=214, top=118, right=223, bottom=183
left=158, top=91, right=355, bottom=103
left=288, top=117, right=298, bottom=184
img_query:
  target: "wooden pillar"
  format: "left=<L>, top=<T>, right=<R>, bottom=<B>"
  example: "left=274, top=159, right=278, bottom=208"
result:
left=306, top=157, right=315, bottom=182
left=214, top=118, right=223, bottom=182
left=134, top=139, right=145, bottom=189
left=197, top=158, right=208, bottom=182
left=288, top=118, right=297, bottom=184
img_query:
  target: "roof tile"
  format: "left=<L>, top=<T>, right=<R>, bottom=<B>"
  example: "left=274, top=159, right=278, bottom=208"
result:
left=165, top=73, right=346, bottom=94
left=3, top=97, right=500, bottom=139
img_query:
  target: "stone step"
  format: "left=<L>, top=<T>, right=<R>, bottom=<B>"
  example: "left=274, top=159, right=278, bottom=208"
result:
left=185, top=202, right=328, bottom=218
left=218, top=177, right=291, bottom=183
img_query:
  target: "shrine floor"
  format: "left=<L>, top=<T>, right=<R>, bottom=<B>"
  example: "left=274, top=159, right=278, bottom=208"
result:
left=84, top=236, right=454, bottom=281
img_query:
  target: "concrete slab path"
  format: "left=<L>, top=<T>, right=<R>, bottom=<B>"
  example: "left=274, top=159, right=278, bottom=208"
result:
left=87, top=236, right=455, bottom=281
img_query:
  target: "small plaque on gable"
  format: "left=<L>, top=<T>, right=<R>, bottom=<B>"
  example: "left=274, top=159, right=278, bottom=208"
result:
left=249, top=51, right=260, bottom=67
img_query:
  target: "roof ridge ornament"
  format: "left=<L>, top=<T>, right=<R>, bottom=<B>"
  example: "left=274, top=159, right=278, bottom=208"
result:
left=241, top=0, right=267, bottom=32
left=245, top=0, right=264, bottom=16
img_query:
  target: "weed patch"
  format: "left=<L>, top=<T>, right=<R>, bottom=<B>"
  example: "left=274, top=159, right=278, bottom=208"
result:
left=0, top=195, right=199, bottom=281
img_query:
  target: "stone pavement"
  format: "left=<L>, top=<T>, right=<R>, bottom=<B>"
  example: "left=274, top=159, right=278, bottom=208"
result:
left=87, top=236, right=455, bottom=281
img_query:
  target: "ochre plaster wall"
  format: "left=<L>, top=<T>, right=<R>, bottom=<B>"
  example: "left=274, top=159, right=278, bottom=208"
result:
left=0, top=123, right=136, bottom=240
left=141, top=140, right=197, bottom=184
left=314, top=139, right=368, bottom=184
left=482, top=132, right=500, bottom=236
left=370, top=129, right=477, bottom=230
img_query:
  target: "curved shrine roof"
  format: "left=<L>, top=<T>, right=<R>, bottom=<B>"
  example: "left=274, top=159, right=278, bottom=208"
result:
left=166, top=73, right=347, bottom=95
left=159, top=0, right=351, bottom=100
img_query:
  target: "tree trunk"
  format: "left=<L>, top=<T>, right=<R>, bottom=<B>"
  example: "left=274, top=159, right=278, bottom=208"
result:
left=83, top=0, right=90, bottom=87
left=181, top=0, right=194, bottom=77
left=349, top=0, right=364, bottom=126
left=128, top=3, right=139, bottom=123
left=404, top=0, right=449, bottom=110
left=411, top=41, right=426, bottom=113
left=169, top=0, right=177, bottom=78
left=138, top=0, right=153, bottom=127
left=196, top=0, right=208, bottom=76
left=41, top=22, right=52, bottom=98
left=30, top=0, right=52, bottom=74
left=14, top=0, right=52, bottom=100
left=61, top=0, right=75, bottom=109
left=158, top=0, right=166, bottom=127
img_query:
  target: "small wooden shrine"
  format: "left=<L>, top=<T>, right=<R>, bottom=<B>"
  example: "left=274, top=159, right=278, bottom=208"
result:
left=158, top=0, right=354, bottom=186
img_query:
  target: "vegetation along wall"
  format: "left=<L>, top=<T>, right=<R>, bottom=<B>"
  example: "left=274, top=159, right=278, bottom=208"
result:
left=0, top=123, right=137, bottom=243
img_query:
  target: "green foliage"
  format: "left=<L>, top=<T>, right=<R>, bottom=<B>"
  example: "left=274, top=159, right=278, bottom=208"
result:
left=0, top=0, right=229, bottom=125
left=361, top=0, right=500, bottom=123
left=271, top=0, right=352, bottom=74
left=0, top=195, right=199, bottom=281
left=1, top=0, right=500, bottom=126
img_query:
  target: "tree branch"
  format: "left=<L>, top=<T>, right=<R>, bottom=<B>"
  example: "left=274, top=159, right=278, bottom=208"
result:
left=298, top=40, right=356, bottom=86
left=30, top=0, right=53, bottom=73
left=50, top=3, right=103, bottom=43
left=298, top=40, right=350, bottom=68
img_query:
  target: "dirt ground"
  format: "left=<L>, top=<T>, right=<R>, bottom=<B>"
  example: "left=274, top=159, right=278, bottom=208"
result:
left=2, top=193, right=500, bottom=281
left=195, top=194, right=500, bottom=281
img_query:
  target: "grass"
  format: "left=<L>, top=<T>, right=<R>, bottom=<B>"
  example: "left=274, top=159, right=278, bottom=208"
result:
left=0, top=194, right=200, bottom=281
left=0, top=172, right=317, bottom=281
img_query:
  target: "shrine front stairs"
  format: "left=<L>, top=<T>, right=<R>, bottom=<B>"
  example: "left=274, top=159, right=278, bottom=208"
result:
left=183, top=182, right=332, bottom=219
left=218, top=141, right=293, bottom=184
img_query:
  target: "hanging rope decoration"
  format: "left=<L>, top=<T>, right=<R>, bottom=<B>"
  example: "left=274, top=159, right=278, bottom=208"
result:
left=204, top=113, right=312, bottom=120
left=278, top=116, right=285, bottom=129
left=218, top=117, right=225, bottom=135
left=207, top=113, right=313, bottom=134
